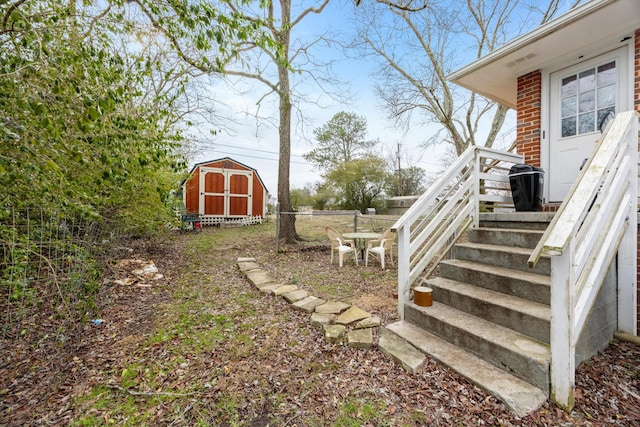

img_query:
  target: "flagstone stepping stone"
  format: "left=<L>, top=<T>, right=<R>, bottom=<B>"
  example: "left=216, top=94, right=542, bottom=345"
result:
left=356, top=316, right=381, bottom=329
left=335, top=306, right=371, bottom=325
left=245, top=270, right=275, bottom=287
left=256, top=283, right=281, bottom=294
left=292, top=296, right=326, bottom=313
left=238, top=261, right=261, bottom=272
left=315, top=301, right=350, bottom=315
left=272, top=285, right=298, bottom=296
left=283, top=289, right=309, bottom=303
left=310, top=312, right=335, bottom=327
left=347, top=328, right=373, bottom=349
left=323, top=324, right=345, bottom=343
left=237, top=257, right=389, bottom=355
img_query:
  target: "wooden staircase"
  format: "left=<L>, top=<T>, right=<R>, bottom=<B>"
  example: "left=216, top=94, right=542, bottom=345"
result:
left=381, top=212, right=555, bottom=416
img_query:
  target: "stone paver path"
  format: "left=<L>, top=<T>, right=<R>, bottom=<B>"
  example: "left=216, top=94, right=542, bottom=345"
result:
left=236, top=257, right=377, bottom=348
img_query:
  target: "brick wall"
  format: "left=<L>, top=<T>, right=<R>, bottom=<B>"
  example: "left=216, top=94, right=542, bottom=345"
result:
left=635, top=29, right=639, bottom=334
left=516, top=70, right=542, bottom=167
left=635, top=29, right=640, bottom=113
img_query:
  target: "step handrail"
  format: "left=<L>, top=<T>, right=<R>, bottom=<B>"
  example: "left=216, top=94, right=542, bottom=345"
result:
left=527, top=110, right=638, bottom=411
left=392, top=145, right=524, bottom=320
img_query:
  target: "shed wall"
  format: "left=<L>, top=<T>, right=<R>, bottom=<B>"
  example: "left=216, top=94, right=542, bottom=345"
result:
left=183, top=158, right=266, bottom=217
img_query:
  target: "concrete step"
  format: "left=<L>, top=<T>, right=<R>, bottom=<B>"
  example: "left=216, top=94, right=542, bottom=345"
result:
left=468, top=227, right=544, bottom=249
left=478, top=212, right=555, bottom=230
left=385, top=321, right=548, bottom=418
left=404, top=301, right=550, bottom=392
left=454, top=242, right=550, bottom=275
left=425, top=276, right=551, bottom=343
left=438, top=259, right=550, bottom=304
left=378, top=327, right=426, bottom=374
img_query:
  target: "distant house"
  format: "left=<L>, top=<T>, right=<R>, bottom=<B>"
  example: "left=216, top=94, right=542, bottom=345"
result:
left=386, top=195, right=420, bottom=215
left=182, top=158, right=268, bottom=224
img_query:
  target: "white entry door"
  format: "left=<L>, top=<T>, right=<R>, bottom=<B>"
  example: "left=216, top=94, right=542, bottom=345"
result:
left=548, top=47, right=628, bottom=202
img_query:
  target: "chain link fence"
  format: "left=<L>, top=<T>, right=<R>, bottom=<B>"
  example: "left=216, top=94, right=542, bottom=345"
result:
left=273, top=205, right=401, bottom=252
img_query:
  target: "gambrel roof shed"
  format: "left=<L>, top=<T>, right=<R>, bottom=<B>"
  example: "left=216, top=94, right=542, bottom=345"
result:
left=182, top=157, right=268, bottom=219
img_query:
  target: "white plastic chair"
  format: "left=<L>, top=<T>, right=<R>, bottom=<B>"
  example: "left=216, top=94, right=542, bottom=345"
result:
left=365, top=229, right=396, bottom=269
left=326, top=227, right=358, bottom=267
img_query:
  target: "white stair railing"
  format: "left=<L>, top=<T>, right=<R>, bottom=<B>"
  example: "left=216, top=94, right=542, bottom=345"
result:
left=528, top=110, right=639, bottom=411
left=391, top=146, right=524, bottom=319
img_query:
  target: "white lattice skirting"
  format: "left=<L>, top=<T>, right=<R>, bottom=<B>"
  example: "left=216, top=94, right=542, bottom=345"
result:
left=201, top=215, right=263, bottom=227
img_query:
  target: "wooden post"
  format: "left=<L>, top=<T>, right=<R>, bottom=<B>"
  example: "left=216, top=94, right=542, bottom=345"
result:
left=472, top=147, right=481, bottom=228
left=397, top=225, right=410, bottom=320
left=275, top=203, right=281, bottom=253
left=550, top=249, right=575, bottom=411
left=617, top=114, right=638, bottom=334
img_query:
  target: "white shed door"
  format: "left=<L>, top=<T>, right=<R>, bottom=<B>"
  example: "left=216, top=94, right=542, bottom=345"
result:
left=199, top=167, right=253, bottom=217
left=548, top=46, right=628, bottom=202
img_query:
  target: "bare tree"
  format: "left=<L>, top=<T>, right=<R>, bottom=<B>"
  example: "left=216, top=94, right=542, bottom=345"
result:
left=228, top=0, right=356, bottom=243
left=352, top=0, right=580, bottom=157
left=129, top=0, right=345, bottom=243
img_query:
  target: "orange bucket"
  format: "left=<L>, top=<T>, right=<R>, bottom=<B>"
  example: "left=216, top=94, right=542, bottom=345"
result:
left=414, top=286, right=433, bottom=307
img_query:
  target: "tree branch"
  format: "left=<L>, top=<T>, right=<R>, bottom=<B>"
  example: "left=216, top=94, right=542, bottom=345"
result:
left=2, top=0, right=27, bottom=34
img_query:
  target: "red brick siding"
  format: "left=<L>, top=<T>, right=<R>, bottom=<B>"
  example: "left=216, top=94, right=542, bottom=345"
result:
left=636, top=29, right=640, bottom=113
left=516, top=70, right=542, bottom=166
left=542, top=204, right=561, bottom=212
left=635, top=29, right=640, bottom=334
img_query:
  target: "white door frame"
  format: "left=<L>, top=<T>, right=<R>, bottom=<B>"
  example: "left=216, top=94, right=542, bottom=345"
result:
left=541, top=42, right=633, bottom=203
left=199, top=167, right=253, bottom=217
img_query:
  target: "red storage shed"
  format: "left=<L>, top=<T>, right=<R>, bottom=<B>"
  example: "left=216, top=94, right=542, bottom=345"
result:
left=182, top=158, right=268, bottom=225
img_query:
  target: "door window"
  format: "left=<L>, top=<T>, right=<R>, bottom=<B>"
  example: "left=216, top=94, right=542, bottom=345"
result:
left=560, top=61, right=616, bottom=138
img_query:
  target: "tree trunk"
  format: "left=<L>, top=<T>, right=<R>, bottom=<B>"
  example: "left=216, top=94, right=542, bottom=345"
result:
left=277, top=65, right=298, bottom=243
left=276, top=0, right=299, bottom=244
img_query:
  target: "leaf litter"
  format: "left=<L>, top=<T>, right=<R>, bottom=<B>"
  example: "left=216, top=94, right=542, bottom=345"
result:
left=1, top=224, right=639, bottom=426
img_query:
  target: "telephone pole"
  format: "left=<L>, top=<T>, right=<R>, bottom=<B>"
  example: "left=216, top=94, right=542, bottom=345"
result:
left=396, top=142, right=402, bottom=196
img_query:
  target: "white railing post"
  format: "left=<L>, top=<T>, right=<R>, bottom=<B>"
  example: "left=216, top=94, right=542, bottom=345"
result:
left=397, top=224, right=411, bottom=320
left=472, top=147, right=481, bottom=228
left=617, top=115, right=638, bottom=335
left=550, top=249, right=575, bottom=411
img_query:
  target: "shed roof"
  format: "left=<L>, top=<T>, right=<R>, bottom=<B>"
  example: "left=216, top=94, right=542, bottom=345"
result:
left=447, top=0, right=640, bottom=108
left=183, top=157, right=269, bottom=193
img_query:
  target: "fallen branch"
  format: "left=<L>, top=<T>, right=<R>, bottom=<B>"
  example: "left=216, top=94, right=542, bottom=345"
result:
left=282, top=412, right=302, bottom=427
left=619, top=384, right=640, bottom=401
left=106, top=384, right=200, bottom=397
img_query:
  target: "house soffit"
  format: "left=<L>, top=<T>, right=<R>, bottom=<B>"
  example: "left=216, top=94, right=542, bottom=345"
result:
left=447, top=0, right=640, bottom=109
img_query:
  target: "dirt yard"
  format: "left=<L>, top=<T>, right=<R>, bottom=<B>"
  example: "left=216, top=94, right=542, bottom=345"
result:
left=1, top=220, right=639, bottom=426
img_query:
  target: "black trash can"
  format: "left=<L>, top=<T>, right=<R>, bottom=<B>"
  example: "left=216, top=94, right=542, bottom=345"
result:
left=509, top=164, right=544, bottom=212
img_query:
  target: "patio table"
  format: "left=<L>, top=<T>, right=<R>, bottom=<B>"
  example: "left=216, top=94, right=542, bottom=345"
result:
left=342, top=232, right=382, bottom=260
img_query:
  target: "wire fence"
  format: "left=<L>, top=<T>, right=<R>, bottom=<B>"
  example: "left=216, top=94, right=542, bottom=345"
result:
left=273, top=205, right=401, bottom=252
left=0, top=206, right=129, bottom=341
